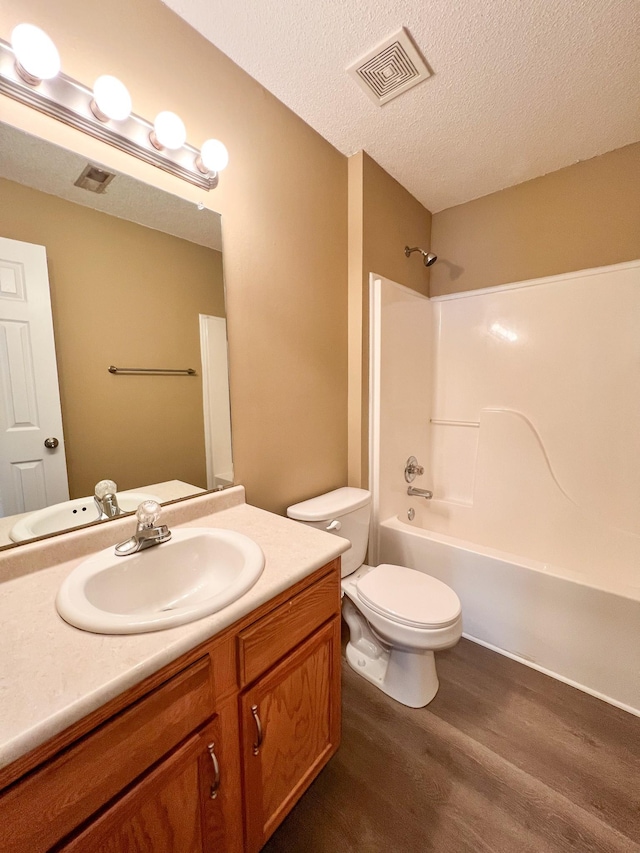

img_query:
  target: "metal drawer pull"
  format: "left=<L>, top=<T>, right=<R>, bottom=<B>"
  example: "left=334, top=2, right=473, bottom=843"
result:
left=251, top=704, right=263, bottom=755
left=207, top=742, right=220, bottom=799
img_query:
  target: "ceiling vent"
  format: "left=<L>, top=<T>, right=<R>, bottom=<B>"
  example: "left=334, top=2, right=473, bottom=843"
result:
left=347, top=27, right=431, bottom=106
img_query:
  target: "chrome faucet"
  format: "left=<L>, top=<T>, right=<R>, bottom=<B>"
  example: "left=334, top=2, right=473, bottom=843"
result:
left=404, top=456, right=432, bottom=498
left=94, top=479, right=122, bottom=519
left=115, top=500, right=171, bottom=556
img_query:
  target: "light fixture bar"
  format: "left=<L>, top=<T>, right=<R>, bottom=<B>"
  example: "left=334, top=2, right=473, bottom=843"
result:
left=0, top=39, right=218, bottom=191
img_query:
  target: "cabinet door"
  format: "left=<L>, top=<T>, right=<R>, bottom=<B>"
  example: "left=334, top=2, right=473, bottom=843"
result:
left=241, top=618, right=341, bottom=853
left=59, top=718, right=225, bottom=853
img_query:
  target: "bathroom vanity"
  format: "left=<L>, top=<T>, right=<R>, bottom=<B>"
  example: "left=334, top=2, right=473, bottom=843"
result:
left=0, top=488, right=346, bottom=853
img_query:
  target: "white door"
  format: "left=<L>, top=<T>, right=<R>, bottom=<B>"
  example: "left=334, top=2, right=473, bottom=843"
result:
left=0, top=237, right=69, bottom=516
left=199, top=314, right=233, bottom=488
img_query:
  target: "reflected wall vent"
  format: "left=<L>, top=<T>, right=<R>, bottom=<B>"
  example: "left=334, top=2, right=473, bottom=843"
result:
left=347, top=27, right=431, bottom=106
left=74, top=164, right=116, bottom=194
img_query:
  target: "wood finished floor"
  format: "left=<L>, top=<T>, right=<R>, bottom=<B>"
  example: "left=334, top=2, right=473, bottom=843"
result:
left=262, top=636, right=640, bottom=853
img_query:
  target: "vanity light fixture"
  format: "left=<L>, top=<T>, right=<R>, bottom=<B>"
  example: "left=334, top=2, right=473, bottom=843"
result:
left=0, top=25, right=227, bottom=190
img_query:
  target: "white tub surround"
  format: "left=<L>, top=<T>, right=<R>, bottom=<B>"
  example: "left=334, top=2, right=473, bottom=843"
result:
left=0, top=485, right=349, bottom=771
left=369, top=262, right=640, bottom=716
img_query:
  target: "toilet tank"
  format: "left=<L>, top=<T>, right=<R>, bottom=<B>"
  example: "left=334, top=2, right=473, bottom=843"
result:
left=286, top=487, right=371, bottom=578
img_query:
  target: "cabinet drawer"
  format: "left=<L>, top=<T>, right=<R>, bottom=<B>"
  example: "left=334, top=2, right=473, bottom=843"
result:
left=238, top=569, right=339, bottom=686
left=1, top=656, right=213, bottom=853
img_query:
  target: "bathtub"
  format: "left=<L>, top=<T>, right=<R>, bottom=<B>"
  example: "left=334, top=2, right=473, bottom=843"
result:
left=378, top=514, right=640, bottom=716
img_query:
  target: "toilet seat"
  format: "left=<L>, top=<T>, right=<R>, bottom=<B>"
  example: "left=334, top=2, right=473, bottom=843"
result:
left=356, top=564, right=461, bottom=629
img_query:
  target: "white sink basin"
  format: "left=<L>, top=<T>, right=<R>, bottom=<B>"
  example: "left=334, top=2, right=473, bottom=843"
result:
left=9, top=491, right=161, bottom=542
left=56, top=527, right=265, bottom=634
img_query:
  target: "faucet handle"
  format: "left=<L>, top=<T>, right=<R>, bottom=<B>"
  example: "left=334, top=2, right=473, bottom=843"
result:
left=136, top=500, right=162, bottom=528
left=404, top=456, right=425, bottom=483
left=95, top=479, right=118, bottom=498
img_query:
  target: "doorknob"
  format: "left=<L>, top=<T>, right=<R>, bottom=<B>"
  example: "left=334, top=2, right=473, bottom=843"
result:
left=44, top=437, right=59, bottom=449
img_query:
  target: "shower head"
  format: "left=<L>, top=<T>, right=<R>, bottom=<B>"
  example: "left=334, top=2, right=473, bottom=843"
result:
left=404, top=246, right=437, bottom=267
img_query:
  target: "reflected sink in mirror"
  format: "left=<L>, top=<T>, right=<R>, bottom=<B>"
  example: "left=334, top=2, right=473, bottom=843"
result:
left=56, top=527, right=265, bottom=634
left=9, top=491, right=162, bottom=543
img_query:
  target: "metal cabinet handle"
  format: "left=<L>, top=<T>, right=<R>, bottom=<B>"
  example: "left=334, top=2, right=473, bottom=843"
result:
left=44, top=437, right=59, bottom=449
left=251, top=704, right=263, bottom=756
left=207, top=742, right=220, bottom=799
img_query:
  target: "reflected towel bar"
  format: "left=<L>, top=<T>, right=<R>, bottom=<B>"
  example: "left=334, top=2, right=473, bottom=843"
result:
left=108, top=366, right=197, bottom=376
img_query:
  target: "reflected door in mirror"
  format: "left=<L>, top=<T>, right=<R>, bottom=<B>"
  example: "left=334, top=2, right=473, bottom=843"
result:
left=0, top=237, right=69, bottom=516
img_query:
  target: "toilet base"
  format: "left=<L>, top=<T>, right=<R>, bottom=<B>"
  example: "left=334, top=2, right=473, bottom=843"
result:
left=345, top=639, right=439, bottom=708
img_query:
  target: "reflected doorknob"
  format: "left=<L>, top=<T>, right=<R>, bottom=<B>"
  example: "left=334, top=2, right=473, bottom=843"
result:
left=44, top=437, right=59, bottom=449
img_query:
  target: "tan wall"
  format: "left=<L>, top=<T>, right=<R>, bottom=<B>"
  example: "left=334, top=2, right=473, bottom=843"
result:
left=0, top=0, right=348, bottom=514
left=361, top=152, right=433, bottom=299
left=348, top=152, right=432, bottom=488
left=430, top=142, right=640, bottom=295
left=0, top=177, right=224, bottom=498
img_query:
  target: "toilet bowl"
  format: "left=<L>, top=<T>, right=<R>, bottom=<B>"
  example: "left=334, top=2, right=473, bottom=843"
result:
left=287, top=487, right=462, bottom=707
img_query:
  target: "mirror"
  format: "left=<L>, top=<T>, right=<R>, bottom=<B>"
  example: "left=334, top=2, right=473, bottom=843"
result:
left=0, top=123, right=233, bottom=549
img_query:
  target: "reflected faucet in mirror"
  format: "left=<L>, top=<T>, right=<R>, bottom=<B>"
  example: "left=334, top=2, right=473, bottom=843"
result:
left=94, top=479, right=123, bottom=520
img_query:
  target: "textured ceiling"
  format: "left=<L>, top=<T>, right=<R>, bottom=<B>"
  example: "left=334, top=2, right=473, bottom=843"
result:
left=0, top=124, right=222, bottom=250
left=163, top=0, right=640, bottom=212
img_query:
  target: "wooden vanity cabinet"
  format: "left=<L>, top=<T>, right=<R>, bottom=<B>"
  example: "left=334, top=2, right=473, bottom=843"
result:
left=0, top=559, right=341, bottom=853
left=237, top=570, right=342, bottom=853
left=241, top=619, right=341, bottom=853
left=0, top=656, right=219, bottom=853
left=58, top=716, right=225, bottom=853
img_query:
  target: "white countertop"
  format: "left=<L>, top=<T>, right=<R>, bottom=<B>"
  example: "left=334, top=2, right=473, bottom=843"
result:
left=0, top=488, right=348, bottom=772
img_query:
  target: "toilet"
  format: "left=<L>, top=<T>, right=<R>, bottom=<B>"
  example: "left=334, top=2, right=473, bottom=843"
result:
left=287, top=487, right=462, bottom=708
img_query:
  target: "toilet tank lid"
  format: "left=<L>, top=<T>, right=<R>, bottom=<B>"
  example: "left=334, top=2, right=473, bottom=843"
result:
left=287, top=487, right=371, bottom=521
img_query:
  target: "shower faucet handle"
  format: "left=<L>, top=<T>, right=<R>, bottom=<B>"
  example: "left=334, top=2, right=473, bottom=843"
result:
left=404, top=456, right=424, bottom=483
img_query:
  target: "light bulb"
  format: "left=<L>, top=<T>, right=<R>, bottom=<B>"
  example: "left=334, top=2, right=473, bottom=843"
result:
left=11, top=23, right=61, bottom=84
left=197, top=139, right=229, bottom=174
left=151, top=111, right=186, bottom=150
left=91, top=75, right=132, bottom=122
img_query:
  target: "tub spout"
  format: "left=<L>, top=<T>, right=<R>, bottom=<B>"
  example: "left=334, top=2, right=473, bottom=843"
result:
left=407, top=486, right=433, bottom=499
